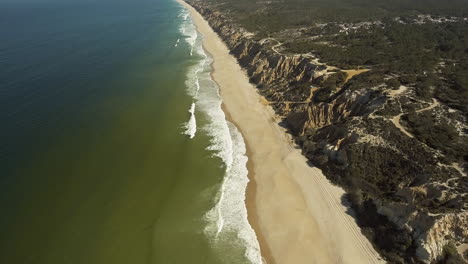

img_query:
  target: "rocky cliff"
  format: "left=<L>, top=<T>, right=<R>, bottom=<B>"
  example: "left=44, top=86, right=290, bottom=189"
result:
left=186, top=1, right=468, bottom=263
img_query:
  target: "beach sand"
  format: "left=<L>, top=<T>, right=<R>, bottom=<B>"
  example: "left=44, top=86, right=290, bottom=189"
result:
left=177, top=1, right=385, bottom=263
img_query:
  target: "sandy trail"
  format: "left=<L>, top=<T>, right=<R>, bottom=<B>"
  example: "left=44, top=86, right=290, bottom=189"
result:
left=391, top=96, right=440, bottom=139
left=342, top=69, right=370, bottom=83
left=416, top=98, right=439, bottom=113
left=259, top=38, right=283, bottom=55
left=178, top=1, right=384, bottom=263
left=392, top=113, right=414, bottom=138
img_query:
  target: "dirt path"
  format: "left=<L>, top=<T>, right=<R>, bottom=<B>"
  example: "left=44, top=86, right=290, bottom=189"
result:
left=342, top=69, right=370, bottom=83
left=391, top=113, right=414, bottom=138
left=390, top=96, right=440, bottom=139
left=259, top=38, right=283, bottom=54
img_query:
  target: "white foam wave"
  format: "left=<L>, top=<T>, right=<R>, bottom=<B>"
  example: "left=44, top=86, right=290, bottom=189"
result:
left=178, top=11, right=197, bottom=56
left=181, top=48, right=205, bottom=139
left=177, top=6, right=263, bottom=263
left=180, top=13, right=205, bottom=139
left=182, top=12, right=189, bottom=21
left=181, top=55, right=205, bottom=139
left=184, top=42, right=207, bottom=96
left=200, top=92, right=261, bottom=263
left=183, top=102, right=197, bottom=139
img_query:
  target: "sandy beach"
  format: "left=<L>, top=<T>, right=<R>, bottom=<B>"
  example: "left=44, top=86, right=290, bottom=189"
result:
left=177, top=1, right=384, bottom=263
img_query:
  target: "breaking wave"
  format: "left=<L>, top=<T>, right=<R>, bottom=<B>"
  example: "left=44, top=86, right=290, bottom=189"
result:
left=177, top=6, right=263, bottom=264
left=184, top=102, right=196, bottom=139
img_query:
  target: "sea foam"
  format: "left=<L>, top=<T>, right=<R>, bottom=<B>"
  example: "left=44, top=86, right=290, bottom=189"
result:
left=178, top=6, right=263, bottom=264
left=179, top=10, right=197, bottom=56
left=180, top=11, right=204, bottom=139
left=184, top=102, right=196, bottom=139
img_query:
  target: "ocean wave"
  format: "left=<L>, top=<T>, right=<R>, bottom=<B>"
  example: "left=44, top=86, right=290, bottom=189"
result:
left=199, top=80, right=262, bottom=264
left=180, top=10, right=206, bottom=139
left=183, top=102, right=197, bottom=139
left=177, top=6, right=263, bottom=264
left=181, top=45, right=206, bottom=139
left=179, top=11, right=197, bottom=56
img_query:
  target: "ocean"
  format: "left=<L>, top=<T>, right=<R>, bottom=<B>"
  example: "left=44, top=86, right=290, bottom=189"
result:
left=0, top=0, right=261, bottom=263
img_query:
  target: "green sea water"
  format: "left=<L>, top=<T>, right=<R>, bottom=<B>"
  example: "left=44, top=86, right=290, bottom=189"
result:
left=0, top=0, right=260, bottom=263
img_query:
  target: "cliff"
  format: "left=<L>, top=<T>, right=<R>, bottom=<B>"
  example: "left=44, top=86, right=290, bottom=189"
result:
left=186, top=1, right=468, bottom=263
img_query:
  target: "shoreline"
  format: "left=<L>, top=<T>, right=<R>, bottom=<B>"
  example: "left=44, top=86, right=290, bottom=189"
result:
left=200, top=21, right=274, bottom=264
left=177, top=0, right=384, bottom=263
left=221, top=103, right=275, bottom=264
left=204, top=38, right=275, bottom=264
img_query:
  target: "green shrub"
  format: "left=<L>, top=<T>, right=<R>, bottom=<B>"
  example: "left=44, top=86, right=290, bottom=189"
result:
left=439, top=242, right=466, bottom=264
left=387, top=78, right=401, bottom=90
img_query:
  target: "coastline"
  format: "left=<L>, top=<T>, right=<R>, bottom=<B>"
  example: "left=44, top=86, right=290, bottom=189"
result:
left=221, top=103, right=275, bottom=264
left=177, top=0, right=384, bottom=263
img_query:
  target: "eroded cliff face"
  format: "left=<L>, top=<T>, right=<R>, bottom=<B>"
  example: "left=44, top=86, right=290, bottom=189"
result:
left=302, top=90, right=383, bottom=132
left=187, top=1, right=467, bottom=263
left=377, top=196, right=468, bottom=262
left=207, top=14, right=320, bottom=85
